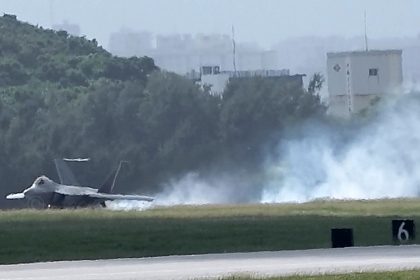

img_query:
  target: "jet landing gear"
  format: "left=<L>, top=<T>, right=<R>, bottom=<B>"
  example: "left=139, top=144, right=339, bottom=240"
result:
left=26, top=197, right=48, bottom=209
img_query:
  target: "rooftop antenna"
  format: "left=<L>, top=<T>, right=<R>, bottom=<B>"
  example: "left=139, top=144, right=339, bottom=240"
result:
left=364, top=10, right=369, bottom=51
left=231, top=25, right=237, bottom=76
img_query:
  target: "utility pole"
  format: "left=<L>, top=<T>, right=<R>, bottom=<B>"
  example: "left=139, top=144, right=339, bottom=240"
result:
left=231, top=25, right=237, bottom=76
left=364, top=10, right=369, bottom=51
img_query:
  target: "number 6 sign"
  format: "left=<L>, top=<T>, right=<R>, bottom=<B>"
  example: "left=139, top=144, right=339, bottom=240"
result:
left=392, top=220, right=415, bottom=243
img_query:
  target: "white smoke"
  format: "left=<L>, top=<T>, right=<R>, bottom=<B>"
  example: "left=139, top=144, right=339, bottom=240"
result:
left=154, top=172, right=260, bottom=205
left=155, top=173, right=227, bottom=205
left=106, top=200, right=154, bottom=211
left=153, top=91, right=420, bottom=205
left=106, top=172, right=256, bottom=210
left=262, top=92, right=420, bottom=202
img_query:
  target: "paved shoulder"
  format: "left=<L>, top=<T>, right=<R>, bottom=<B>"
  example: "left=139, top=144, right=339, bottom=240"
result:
left=1, top=246, right=420, bottom=280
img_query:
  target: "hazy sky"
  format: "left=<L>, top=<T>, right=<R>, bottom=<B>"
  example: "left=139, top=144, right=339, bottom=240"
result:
left=1, top=0, right=419, bottom=49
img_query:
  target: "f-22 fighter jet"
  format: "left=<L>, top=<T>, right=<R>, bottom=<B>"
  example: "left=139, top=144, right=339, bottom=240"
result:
left=6, top=159, right=154, bottom=208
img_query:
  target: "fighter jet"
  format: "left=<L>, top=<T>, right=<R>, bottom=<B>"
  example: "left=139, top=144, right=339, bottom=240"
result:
left=6, top=159, right=154, bottom=208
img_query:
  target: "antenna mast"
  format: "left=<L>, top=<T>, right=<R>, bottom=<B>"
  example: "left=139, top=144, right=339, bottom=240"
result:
left=231, top=25, right=237, bottom=76
left=364, top=10, right=369, bottom=51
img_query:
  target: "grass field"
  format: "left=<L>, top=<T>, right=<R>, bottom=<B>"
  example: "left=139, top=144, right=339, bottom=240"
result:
left=0, top=199, right=419, bottom=264
left=220, top=270, right=420, bottom=279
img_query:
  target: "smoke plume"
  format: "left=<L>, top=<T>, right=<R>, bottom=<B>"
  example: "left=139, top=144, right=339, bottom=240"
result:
left=153, top=91, right=420, bottom=205
left=263, top=94, right=420, bottom=202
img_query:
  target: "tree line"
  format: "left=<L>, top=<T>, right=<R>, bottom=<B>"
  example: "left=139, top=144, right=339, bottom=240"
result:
left=0, top=15, right=325, bottom=207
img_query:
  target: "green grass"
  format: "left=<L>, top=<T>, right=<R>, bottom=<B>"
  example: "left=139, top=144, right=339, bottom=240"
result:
left=0, top=199, right=419, bottom=264
left=220, top=270, right=420, bottom=279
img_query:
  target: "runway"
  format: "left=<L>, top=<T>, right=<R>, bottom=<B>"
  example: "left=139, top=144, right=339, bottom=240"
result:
left=1, top=245, right=420, bottom=280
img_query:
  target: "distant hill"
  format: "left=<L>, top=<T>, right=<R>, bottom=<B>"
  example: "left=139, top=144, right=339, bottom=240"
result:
left=0, top=13, right=157, bottom=88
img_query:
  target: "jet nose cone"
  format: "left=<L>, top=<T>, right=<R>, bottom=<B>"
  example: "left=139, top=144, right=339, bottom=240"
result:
left=6, top=193, right=25, bottom=199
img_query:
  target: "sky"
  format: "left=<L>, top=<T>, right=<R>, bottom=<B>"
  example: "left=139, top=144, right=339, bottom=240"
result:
left=1, top=0, right=419, bottom=49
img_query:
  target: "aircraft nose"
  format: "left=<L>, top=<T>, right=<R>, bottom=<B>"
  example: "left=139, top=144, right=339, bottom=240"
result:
left=6, top=193, right=25, bottom=199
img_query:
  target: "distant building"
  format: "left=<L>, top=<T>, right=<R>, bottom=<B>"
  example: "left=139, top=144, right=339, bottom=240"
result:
left=109, top=29, right=153, bottom=57
left=327, top=50, right=403, bottom=117
left=197, top=65, right=302, bottom=96
left=198, top=66, right=230, bottom=95
left=108, top=32, right=280, bottom=75
left=52, top=21, right=80, bottom=36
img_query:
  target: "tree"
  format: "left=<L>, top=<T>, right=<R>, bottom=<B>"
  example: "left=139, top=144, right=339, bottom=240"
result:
left=138, top=72, right=220, bottom=176
left=307, top=72, right=325, bottom=95
left=220, top=77, right=325, bottom=163
left=0, top=59, right=28, bottom=86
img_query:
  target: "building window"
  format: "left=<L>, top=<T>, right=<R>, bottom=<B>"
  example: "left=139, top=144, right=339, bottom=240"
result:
left=213, top=66, right=220, bottom=74
left=369, top=68, right=378, bottom=76
left=202, top=66, right=213, bottom=75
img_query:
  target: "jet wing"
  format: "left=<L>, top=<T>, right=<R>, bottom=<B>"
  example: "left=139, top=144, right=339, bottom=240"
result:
left=55, top=185, right=96, bottom=196
left=88, top=193, right=154, bottom=202
left=54, top=185, right=154, bottom=202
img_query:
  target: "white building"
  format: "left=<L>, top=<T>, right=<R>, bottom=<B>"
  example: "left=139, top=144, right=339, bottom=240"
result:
left=198, top=65, right=297, bottom=96
left=327, top=50, right=403, bottom=117
left=199, top=66, right=230, bottom=95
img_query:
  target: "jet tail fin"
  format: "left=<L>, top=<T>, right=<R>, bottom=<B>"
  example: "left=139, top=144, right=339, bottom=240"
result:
left=98, top=161, right=127, bottom=194
left=54, top=159, right=81, bottom=186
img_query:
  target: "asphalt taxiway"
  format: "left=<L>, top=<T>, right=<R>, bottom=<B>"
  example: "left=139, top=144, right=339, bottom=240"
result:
left=1, top=245, right=420, bottom=280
